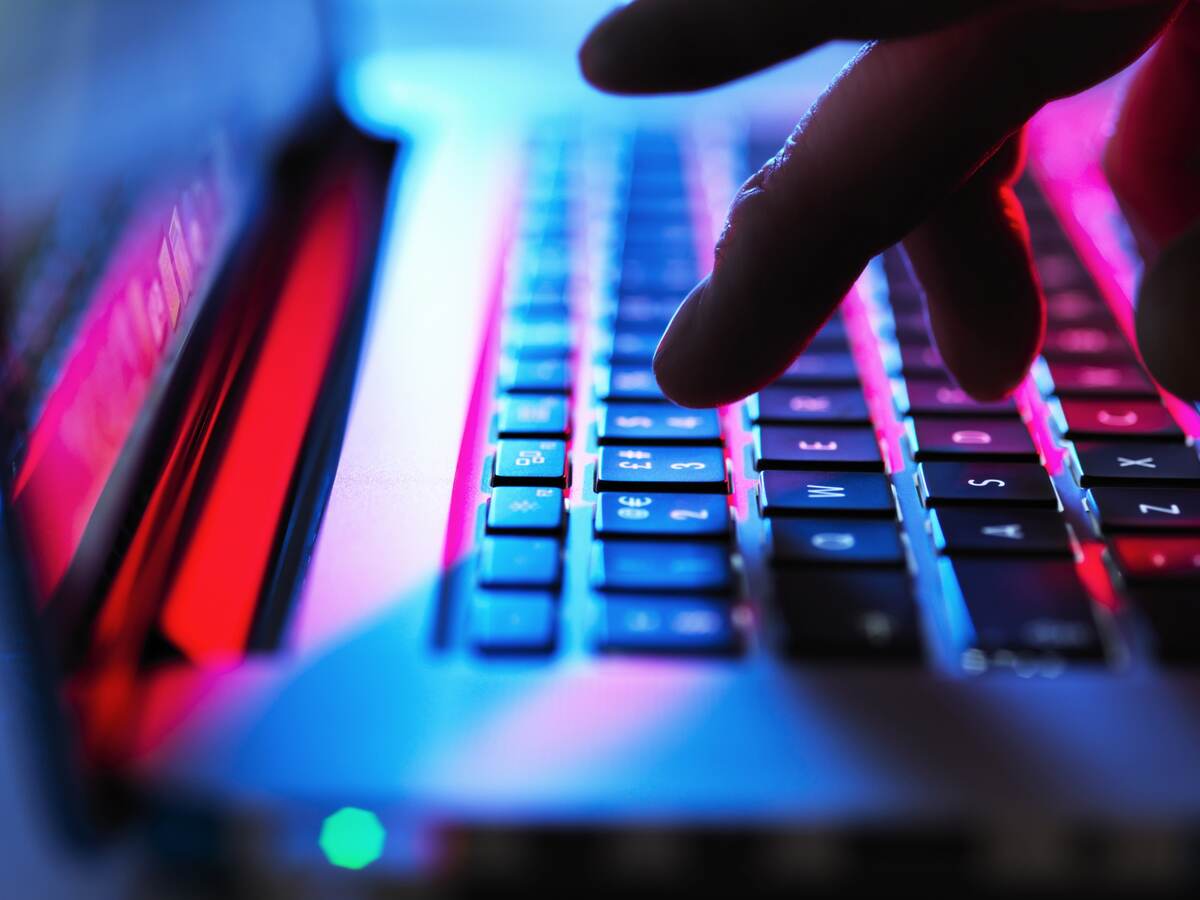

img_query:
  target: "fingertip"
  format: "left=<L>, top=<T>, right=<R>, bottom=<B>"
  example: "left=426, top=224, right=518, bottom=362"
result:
left=652, top=279, right=721, bottom=408
left=1136, top=219, right=1200, bottom=400
left=578, top=10, right=624, bottom=91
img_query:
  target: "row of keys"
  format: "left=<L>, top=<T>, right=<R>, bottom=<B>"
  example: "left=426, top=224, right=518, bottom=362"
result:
left=879, top=243, right=1103, bottom=664
left=473, top=137, right=578, bottom=655
left=730, top=199, right=921, bottom=656
left=584, top=132, right=740, bottom=654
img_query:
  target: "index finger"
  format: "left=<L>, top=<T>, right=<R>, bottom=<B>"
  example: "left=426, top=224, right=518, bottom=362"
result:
left=580, top=0, right=1008, bottom=94
left=650, top=3, right=1177, bottom=407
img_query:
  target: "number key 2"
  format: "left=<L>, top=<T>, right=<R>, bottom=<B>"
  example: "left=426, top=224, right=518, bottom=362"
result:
left=594, top=493, right=729, bottom=539
left=595, top=446, right=727, bottom=493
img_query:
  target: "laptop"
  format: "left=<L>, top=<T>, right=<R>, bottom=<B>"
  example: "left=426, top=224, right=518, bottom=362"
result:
left=3, top=0, right=1200, bottom=893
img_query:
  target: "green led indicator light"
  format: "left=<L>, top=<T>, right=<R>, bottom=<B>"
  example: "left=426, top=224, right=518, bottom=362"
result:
left=319, top=807, right=386, bottom=870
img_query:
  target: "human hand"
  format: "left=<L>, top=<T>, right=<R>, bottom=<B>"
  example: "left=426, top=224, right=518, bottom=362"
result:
left=579, top=1, right=1200, bottom=405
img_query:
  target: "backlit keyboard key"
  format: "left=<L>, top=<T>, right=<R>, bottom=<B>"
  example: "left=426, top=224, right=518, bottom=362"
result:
left=594, top=493, right=729, bottom=539
left=591, top=541, right=733, bottom=592
left=775, top=352, right=860, bottom=385
left=758, top=470, right=896, bottom=518
left=486, top=486, right=565, bottom=533
left=1068, top=442, right=1200, bottom=486
left=595, top=364, right=666, bottom=401
left=807, top=320, right=851, bottom=352
left=1110, top=536, right=1200, bottom=582
left=917, top=462, right=1058, bottom=508
left=930, top=508, right=1072, bottom=556
left=610, top=295, right=679, bottom=331
left=603, top=328, right=659, bottom=363
left=471, top=594, right=556, bottom=654
left=1087, top=487, right=1200, bottom=531
left=497, top=395, right=569, bottom=437
left=1129, top=586, right=1200, bottom=662
left=492, top=439, right=568, bottom=487
left=501, top=320, right=574, bottom=357
left=907, top=417, right=1038, bottom=462
left=1051, top=398, right=1183, bottom=441
left=601, top=598, right=739, bottom=655
left=768, top=519, right=904, bottom=565
left=1045, top=289, right=1116, bottom=327
left=895, top=378, right=1018, bottom=417
left=773, top=570, right=920, bottom=660
left=950, top=559, right=1103, bottom=660
left=597, top=404, right=721, bottom=444
left=754, top=425, right=883, bottom=471
left=498, top=356, right=571, bottom=393
left=478, top=536, right=562, bottom=588
left=748, top=387, right=870, bottom=424
left=596, top=446, right=727, bottom=493
left=1035, top=359, right=1156, bottom=398
left=895, top=343, right=945, bottom=378
left=1042, top=326, right=1134, bottom=363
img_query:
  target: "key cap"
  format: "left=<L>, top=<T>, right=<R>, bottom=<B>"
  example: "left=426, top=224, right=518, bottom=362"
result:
left=773, top=570, right=920, bottom=660
left=1052, top=399, right=1183, bottom=441
left=601, top=598, right=740, bottom=655
left=748, top=387, right=870, bottom=424
left=918, top=462, right=1058, bottom=508
left=893, top=343, right=945, bottom=378
left=500, top=320, right=574, bottom=357
left=755, top=425, right=883, bottom=471
left=1037, top=251, right=1094, bottom=292
left=758, top=470, right=896, bottom=518
left=617, top=266, right=695, bottom=297
left=471, top=593, right=556, bottom=654
left=1042, top=326, right=1134, bottom=363
left=807, top=319, right=851, bottom=352
left=1128, top=586, right=1200, bottom=663
left=492, top=439, right=568, bottom=487
left=610, top=295, right=680, bottom=331
left=1035, top=359, right=1156, bottom=398
left=594, top=493, right=729, bottom=539
left=498, top=356, right=571, bottom=393
left=602, top=328, right=659, bottom=363
left=1110, top=536, right=1200, bottom=582
left=595, top=364, right=666, bottom=401
left=478, top=536, right=562, bottom=588
left=950, top=559, right=1103, bottom=659
left=774, top=352, right=860, bottom=386
left=907, top=417, right=1038, bottom=461
left=930, top=508, right=1072, bottom=556
left=895, top=378, right=1018, bottom=418
left=1067, top=442, right=1200, bottom=486
left=890, top=311, right=929, bottom=341
left=591, top=541, right=733, bottom=592
left=1045, top=289, right=1116, bottom=327
left=497, top=394, right=569, bottom=437
left=597, top=404, right=721, bottom=444
left=486, top=486, right=565, bottom=533
left=596, top=446, right=727, bottom=493
left=1086, top=487, right=1200, bottom=531
left=768, top=519, right=905, bottom=565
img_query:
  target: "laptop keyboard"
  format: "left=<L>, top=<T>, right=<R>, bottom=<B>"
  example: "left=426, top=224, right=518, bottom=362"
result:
left=462, top=126, right=1200, bottom=670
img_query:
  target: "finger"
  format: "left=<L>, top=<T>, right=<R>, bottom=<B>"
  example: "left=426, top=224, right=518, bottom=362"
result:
left=902, top=133, right=1045, bottom=400
left=1104, top=0, right=1200, bottom=256
left=1106, top=2, right=1200, bottom=398
left=652, top=3, right=1179, bottom=408
left=1137, top=221, right=1200, bottom=398
left=579, top=0, right=1006, bottom=94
